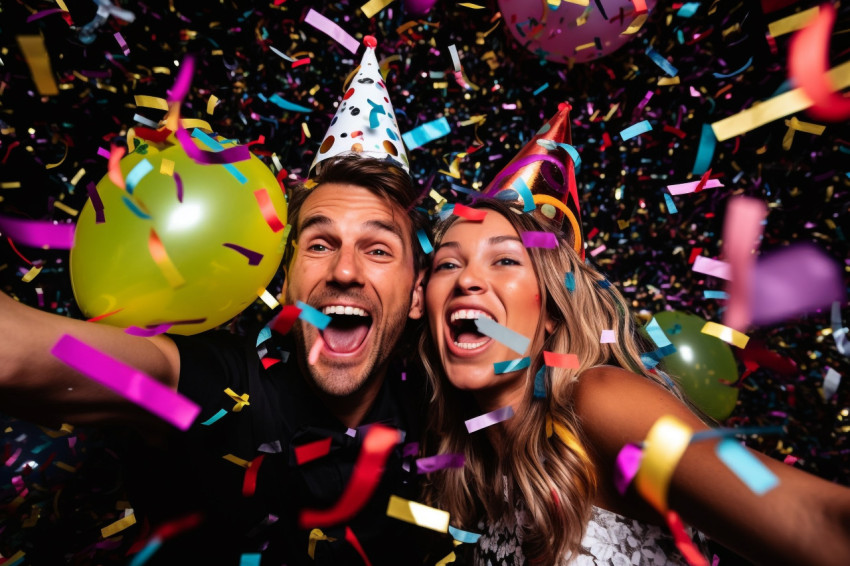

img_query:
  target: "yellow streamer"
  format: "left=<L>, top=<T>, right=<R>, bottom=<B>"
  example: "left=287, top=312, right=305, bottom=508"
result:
left=710, top=60, right=850, bottom=141
left=53, top=201, right=78, bottom=217
left=307, top=529, right=337, bottom=559
left=134, top=95, right=169, bottom=110
left=16, top=35, right=59, bottom=96
left=700, top=321, right=749, bottom=349
left=100, top=511, right=136, bottom=538
left=1, top=182, right=22, bottom=189
left=361, top=0, right=395, bottom=18
left=634, top=415, right=693, bottom=514
left=258, top=288, right=280, bottom=309
left=545, top=414, right=589, bottom=462
left=206, top=94, right=219, bottom=115
left=386, top=495, right=450, bottom=533
left=767, top=6, right=818, bottom=38
left=160, top=158, right=175, bottom=176
left=222, top=454, right=251, bottom=468
left=22, top=266, right=43, bottom=283
left=224, top=387, right=250, bottom=412
left=532, top=195, right=581, bottom=255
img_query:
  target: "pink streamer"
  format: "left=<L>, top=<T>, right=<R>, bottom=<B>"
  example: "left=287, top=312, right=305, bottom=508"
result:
left=692, top=255, right=731, bottom=281
left=168, top=55, right=195, bottom=103
left=174, top=125, right=250, bottom=165
left=613, top=443, right=643, bottom=495
left=415, top=453, right=465, bottom=474
left=722, top=197, right=767, bottom=331
left=667, top=179, right=723, bottom=195
left=465, top=406, right=515, bottom=433
left=0, top=215, right=75, bottom=249
left=303, top=9, right=360, bottom=54
left=521, top=231, right=559, bottom=249
left=50, top=334, right=200, bottom=430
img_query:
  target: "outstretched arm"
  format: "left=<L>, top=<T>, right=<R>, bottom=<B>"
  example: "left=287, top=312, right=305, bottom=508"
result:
left=0, top=291, right=180, bottom=433
left=574, top=365, right=850, bottom=566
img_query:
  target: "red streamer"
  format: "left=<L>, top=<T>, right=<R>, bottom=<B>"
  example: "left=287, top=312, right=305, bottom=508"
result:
left=254, top=188, right=285, bottom=232
left=299, top=425, right=400, bottom=528
left=242, top=454, right=265, bottom=497
left=344, top=526, right=373, bottom=566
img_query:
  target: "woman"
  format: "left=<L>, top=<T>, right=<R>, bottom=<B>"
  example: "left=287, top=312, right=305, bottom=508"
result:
left=419, top=198, right=850, bottom=565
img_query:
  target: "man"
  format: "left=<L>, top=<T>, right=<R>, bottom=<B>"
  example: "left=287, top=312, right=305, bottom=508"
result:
left=0, top=36, right=448, bottom=564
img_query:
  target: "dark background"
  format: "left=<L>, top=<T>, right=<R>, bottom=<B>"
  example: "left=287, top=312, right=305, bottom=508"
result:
left=1, top=0, right=848, bottom=563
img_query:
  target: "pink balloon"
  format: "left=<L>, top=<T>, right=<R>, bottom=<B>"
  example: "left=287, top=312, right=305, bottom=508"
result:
left=405, top=0, right=438, bottom=16
left=498, top=0, right=656, bottom=64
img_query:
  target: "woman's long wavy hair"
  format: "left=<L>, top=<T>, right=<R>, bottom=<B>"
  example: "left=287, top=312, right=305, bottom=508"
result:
left=420, top=198, right=695, bottom=564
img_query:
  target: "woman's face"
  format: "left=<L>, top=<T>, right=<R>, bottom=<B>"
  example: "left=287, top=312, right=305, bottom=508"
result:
left=426, top=211, right=543, bottom=411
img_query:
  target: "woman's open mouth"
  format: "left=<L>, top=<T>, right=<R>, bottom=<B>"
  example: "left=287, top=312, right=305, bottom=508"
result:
left=447, top=308, right=494, bottom=354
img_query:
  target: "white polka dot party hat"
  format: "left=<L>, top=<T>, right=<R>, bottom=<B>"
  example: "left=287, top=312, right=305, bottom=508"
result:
left=309, top=35, right=408, bottom=175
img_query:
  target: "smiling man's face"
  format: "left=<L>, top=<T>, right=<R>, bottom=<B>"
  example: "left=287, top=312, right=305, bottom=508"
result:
left=284, top=182, right=424, bottom=398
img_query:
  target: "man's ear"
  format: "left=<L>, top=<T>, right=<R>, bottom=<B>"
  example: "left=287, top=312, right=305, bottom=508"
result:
left=408, top=271, right=425, bottom=320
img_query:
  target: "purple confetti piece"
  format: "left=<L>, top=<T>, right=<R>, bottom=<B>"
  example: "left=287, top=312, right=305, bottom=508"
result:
left=124, top=324, right=173, bottom=337
left=521, top=231, right=558, bottom=249
left=86, top=181, right=106, bottom=224
left=174, top=172, right=184, bottom=203
left=750, top=244, right=845, bottom=326
left=465, top=406, right=515, bottom=433
left=0, top=215, right=75, bottom=249
left=614, top=443, right=643, bottom=495
left=415, top=453, right=465, bottom=474
left=222, top=243, right=263, bottom=266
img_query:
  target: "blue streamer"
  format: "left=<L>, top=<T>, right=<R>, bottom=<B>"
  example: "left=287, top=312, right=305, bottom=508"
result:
left=713, top=57, right=753, bottom=79
left=121, top=196, right=152, bottom=219
left=268, top=93, right=313, bottom=113
left=125, top=159, right=153, bottom=194
left=692, top=124, right=716, bottom=175
left=537, top=139, right=581, bottom=173
left=619, top=120, right=653, bottom=141
left=664, top=193, right=678, bottom=213
left=449, top=525, right=482, bottom=544
left=645, top=317, right=672, bottom=348
left=564, top=272, right=576, bottom=293
left=511, top=177, right=536, bottom=212
left=200, top=408, right=228, bottom=426
left=296, top=300, right=332, bottom=330
left=256, top=326, right=272, bottom=346
left=704, top=290, right=729, bottom=299
left=494, top=357, right=531, bottom=374
left=128, top=537, right=163, bottom=566
left=533, top=366, right=547, bottom=399
left=645, top=46, right=679, bottom=77
left=402, top=117, right=451, bottom=150
left=676, top=2, right=700, bottom=17
left=416, top=228, right=433, bottom=254
left=190, top=129, right=248, bottom=184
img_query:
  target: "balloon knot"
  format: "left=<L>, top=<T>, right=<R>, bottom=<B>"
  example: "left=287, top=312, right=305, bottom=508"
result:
left=364, top=35, right=377, bottom=49
left=558, top=102, right=572, bottom=112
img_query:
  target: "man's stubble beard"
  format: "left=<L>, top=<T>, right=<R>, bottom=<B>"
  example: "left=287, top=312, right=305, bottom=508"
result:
left=294, top=298, right=411, bottom=399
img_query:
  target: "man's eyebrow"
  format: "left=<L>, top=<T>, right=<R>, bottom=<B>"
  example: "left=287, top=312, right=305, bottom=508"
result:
left=299, top=215, right=406, bottom=244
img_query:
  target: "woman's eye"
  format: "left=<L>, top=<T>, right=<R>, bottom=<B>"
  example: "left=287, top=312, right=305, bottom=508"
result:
left=434, top=261, right=457, bottom=271
left=496, top=258, right=520, bottom=266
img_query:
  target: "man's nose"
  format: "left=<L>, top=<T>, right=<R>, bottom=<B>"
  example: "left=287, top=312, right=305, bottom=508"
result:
left=329, top=246, right=365, bottom=286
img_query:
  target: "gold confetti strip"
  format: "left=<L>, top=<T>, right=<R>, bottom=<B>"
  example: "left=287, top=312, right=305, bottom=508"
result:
left=565, top=0, right=590, bottom=5
left=301, top=122, right=311, bottom=139
left=435, top=551, right=458, bottom=566
left=786, top=117, right=826, bottom=136
left=55, top=0, right=70, bottom=10
left=307, top=529, right=337, bottom=559
left=222, top=454, right=252, bottom=468
left=151, top=66, right=172, bottom=74
left=180, top=118, right=212, bottom=131
left=386, top=495, right=450, bottom=533
left=70, top=168, right=86, bottom=186
left=361, top=0, right=395, bottom=19
left=45, top=140, right=68, bottom=169
left=459, top=3, right=486, bottom=8
left=622, top=13, right=648, bottom=35
left=575, top=42, right=596, bottom=52
left=16, top=35, right=59, bottom=96
left=54, top=461, right=77, bottom=473
left=206, top=94, right=219, bottom=115
left=768, top=6, right=818, bottom=38
left=710, top=60, right=850, bottom=141
left=701, top=321, right=750, bottom=349
left=134, top=95, right=169, bottom=110
left=22, top=266, right=43, bottom=283
left=21, top=507, right=40, bottom=528
left=224, top=387, right=250, bottom=412
left=160, top=159, right=175, bottom=176
left=53, top=200, right=78, bottom=217
left=658, top=76, right=681, bottom=86
left=100, top=511, right=136, bottom=538
left=458, top=115, right=486, bottom=127
left=1, top=182, right=21, bottom=189
left=258, top=288, right=280, bottom=309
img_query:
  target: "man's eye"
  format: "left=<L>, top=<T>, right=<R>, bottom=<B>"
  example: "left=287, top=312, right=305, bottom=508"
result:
left=308, top=244, right=328, bottom=252
left=368, top=249, right=390, bottom=256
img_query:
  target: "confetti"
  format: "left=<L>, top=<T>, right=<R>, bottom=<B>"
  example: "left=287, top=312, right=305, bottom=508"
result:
left=402, top=117, right=451, bottom=150
left=386, top=495, right=450, bottom=532
left=619, top=120, right=652, bottom=141
left=465, top=406, right=515, bottom=433
left=475, top=317, right=530, bottom=355
left=493, top=356, right=531, bottom=374
left=303, top=9, right=360, bottom=54
left=297, top=300, right=332, bottom=330
left=50, top=335, right=200, bottom=430
left=715, top=439, right=779, bottom=495
left=520, top=231, right=558, bottom=249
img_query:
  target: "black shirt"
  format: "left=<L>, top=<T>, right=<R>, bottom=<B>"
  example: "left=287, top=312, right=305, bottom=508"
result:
left=122, top=330, right=448, bottom=565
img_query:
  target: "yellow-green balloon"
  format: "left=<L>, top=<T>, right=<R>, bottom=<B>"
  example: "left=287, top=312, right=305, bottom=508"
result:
left=70, top=139, right=288, bottom=335
left=651, top=311, right=739, bottom=421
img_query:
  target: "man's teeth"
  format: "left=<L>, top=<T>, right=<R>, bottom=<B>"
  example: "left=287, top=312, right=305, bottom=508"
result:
left=322, top=305, right=369, bottom=316
left=453, top=340, right=488, bottom=350
left=449, top=309, right=494, bottom=323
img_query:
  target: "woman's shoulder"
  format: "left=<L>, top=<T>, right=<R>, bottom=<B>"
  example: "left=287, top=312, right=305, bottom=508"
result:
left=571, top=365, right=708, bottom=455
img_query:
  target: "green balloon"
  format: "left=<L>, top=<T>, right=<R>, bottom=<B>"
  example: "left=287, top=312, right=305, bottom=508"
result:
left=650, top=311, right=739, bottom=421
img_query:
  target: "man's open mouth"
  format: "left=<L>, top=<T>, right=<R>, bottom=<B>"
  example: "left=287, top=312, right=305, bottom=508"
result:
left=320, top=305, right=373, bottom=354
left=448, top=309, right=494, bottom=351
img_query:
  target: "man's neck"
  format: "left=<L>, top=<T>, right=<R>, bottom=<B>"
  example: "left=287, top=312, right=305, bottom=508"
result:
left=319, top=372, right=386, bottom=429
